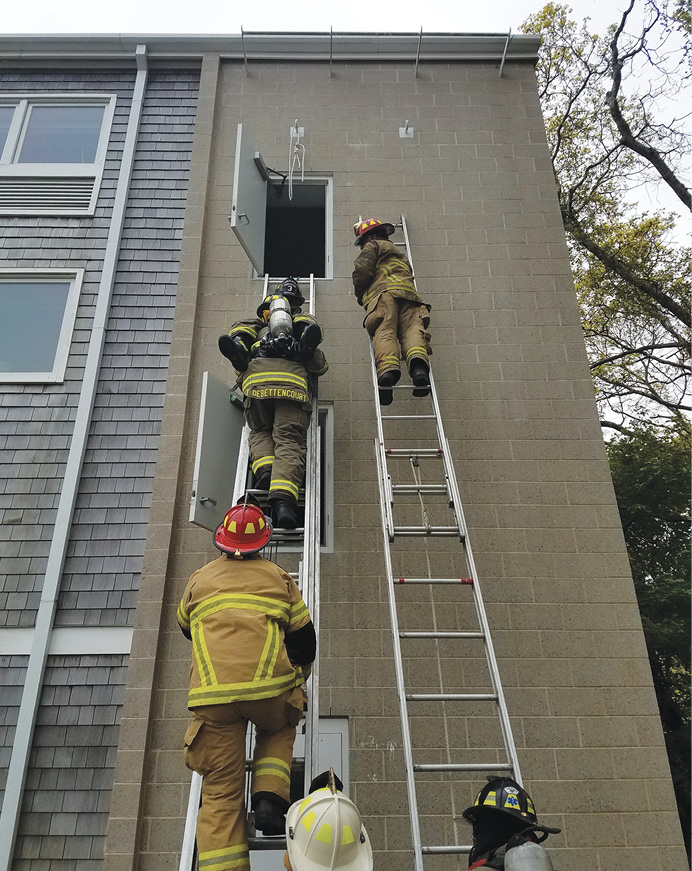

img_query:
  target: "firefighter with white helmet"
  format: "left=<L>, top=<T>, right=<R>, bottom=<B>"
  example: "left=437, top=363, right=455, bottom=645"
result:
left=284, top=769, right=373, bottom=871
left=218, top=278, right=328, bottom=529
left=352, top=218, right=432, bottom=406
left=177, top=496, right=317, bottom=871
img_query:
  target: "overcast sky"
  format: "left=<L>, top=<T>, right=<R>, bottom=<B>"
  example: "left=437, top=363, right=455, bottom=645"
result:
left=4, top=0, right=620, bottom=36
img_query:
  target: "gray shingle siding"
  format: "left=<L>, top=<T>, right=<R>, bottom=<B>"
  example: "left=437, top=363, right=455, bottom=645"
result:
left=0, top=69, right=199, bottom=628
left=12, top=654, right=127, bottom=871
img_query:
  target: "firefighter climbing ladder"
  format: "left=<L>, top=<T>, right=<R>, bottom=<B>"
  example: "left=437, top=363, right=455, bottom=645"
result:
left=372, top=216, right=522, bottom=868
left=179, top=274, right=322, bottom=868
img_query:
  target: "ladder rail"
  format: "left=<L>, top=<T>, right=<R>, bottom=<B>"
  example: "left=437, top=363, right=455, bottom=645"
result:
left=368, top=216, right=522, bottom=868
left=178, top=273, right=322, bottom=870
left=374, top=433, right=426, bottom=871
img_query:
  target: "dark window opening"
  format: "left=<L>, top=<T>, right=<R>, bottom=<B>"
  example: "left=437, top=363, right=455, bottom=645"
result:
left=264, top=182, right=326, bottom=279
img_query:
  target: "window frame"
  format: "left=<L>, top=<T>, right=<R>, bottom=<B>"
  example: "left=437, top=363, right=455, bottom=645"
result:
left=0, top=94, right=116, bottom=215
left=256, top=175, right=334, bottom=282
left=0, top=268, right=84, bottom=384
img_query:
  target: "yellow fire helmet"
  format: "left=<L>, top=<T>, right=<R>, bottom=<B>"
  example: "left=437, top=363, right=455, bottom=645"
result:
left=286, top=788, right=373, bottom=871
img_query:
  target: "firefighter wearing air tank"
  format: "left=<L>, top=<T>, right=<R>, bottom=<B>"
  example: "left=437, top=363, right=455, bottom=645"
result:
left=352, top=218, right=432, bottom=406
left=177, top=497, right=316, bottom=871
left=218, top=278, right=328, bottom=530
left=462, top=777, right=560, bottom=870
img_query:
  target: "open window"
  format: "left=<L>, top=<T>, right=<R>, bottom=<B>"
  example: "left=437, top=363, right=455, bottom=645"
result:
left=0, top=269, right=84, bottom=383
left=230, top=123, right=332, bottom=280
left=0, top=95, right=115, bottom=215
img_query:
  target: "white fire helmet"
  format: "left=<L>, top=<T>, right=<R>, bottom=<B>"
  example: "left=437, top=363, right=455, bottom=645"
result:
left=286, top=788, right=373, bottom=871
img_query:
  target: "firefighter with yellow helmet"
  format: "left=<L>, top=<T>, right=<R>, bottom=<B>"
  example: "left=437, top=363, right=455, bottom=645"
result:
left=177, top=496, right=316, bottom=871
left=283, top=769, right=373, bottom=871
left=352, top=218, right=432, bottom=406
left=461, top=777, right=560, bottom=869
left=218, top=277, right=328, bottom=529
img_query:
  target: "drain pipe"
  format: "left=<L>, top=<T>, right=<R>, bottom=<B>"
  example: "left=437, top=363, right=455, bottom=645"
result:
left=0, top=44, right=149, bottom=869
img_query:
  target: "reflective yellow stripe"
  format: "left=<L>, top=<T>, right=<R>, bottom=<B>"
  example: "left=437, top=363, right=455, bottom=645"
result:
left=289, top=599, right=309, bottom=629
left=251, top=455, right=274, bottom=474
left=243, top=371, right=308, bottom=390
left=177, top=600, right=190, bottom=631
left=192, top=622, right=217, bottom=687
left=198, top=844, right=249, bottom=871
left=230, top=325, right=257, bottom=339
left=253, top=756, right=291, bottom=784
left=269, top=478, right=299, bottom=499
left=254, top=619, right=280, bottom=682
left=191, top=594, right=290, bottom=626
left=406, top=347, right=429, bottom=361
left=188, top=670, right=302, bottom=706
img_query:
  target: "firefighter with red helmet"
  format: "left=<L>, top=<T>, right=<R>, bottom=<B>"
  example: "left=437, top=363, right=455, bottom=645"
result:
left=352, top=218, right=432, bottom=405
left=177, top=496, right=316, bottom=871
left=218, top=278, right=328, bottom=529
left=461, top=777, right=560, bottom=869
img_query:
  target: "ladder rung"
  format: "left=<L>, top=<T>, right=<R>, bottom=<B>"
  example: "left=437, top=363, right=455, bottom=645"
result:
left=381, top=414, right=436, bottom=420
left=400, top=631, right=484, bottom=639
left=396, top=577, right=473, bottom=585
left=248, top=837, right=287, bottom=850
left=391, top=484, right=447, bottom=493
left=413, top=763, right=511, bottom=772
left=422, top=846, right=471, bottom=855
left=393, top=526, right=461, bottom=536
left=386, top=448, right=442, bottom=455
left=407, top=693, right=497, bottom=702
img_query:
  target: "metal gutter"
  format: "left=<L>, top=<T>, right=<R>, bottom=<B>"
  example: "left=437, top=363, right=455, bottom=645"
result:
left=0, top=31, right=540, bottom=63
left=0, top=44, right=149, bottom=871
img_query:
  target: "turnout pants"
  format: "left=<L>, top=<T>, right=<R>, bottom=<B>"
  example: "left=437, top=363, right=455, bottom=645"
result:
left=245, top=398, right=311, bottom=503
left=184, top=688, right=305, bottom=871
left=364, top=293, right=431, bottom=381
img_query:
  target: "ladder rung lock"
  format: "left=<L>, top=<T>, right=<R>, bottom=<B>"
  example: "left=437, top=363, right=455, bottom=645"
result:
left=393, top=526, right=461, bottom=536
left=413, top=763, right=510, bottom=772
left=396, top=577, right=474, bottom=585
left=381, top=414, right=436, bottom=420
left=391, top=485, right=447, bottom=493
left=407, top=693, right=498, bottom=701
left=385, top=448, right=443, bottom=455
left=422, top=846, right=472, bottom=855
left=400, top=631, right=484, bottom=639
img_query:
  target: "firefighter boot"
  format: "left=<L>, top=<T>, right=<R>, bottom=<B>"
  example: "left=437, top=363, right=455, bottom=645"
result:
left=254, top=469, right=272, bottom=491
left=252, top=793, right=289, bottom=837
left=218, top=335, right=249, bottom=371
left=273, top=499, right=299, bottom=530
left=298, top=323, right=322, bottom=361
left=377, top=369, right=400, bottom=406
left=410, top=360, right=430, bottom=397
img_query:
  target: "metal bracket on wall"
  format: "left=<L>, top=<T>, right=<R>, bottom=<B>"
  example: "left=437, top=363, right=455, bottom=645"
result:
left=399, top=120, right=414, bottom=139
left=241, top=25, right=249, bottom=76
left=414, top=27, right=423, bottom=78
left=499, top=27, right=512, bottom=78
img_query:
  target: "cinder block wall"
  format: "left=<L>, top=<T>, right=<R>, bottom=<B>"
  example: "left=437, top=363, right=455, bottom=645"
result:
left=121, top=56, right=687, bottom=871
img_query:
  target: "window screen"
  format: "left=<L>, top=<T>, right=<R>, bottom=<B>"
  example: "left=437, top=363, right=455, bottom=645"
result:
left=0, top=275, right=81, bottom=382
left=18, top=104, right=105, bottom=164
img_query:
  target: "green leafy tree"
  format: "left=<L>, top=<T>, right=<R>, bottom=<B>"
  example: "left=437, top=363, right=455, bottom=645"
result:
left=607, top=427, right=691, bottom=851
left=522, top=0, right=691, bottom=433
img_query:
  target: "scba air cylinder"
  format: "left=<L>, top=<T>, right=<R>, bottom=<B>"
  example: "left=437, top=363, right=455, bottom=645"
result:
left=504, top=842, right=555, bottom=871
left=268, top=295, right=293, bottom=338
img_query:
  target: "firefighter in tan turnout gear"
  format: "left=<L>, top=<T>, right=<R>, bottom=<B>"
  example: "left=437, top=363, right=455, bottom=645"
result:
left=177, top=497, right=316, bottom=871
left=352, top=218, right=432, bottom=406
left=219, top=278, right=328, bottom=529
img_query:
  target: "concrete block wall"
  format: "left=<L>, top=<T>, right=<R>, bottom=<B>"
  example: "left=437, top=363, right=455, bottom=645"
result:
left=126, top=55, right=687, bottom=871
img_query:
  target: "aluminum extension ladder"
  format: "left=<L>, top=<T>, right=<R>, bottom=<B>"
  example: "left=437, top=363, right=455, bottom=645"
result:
left=371, top=216, right=522, bottom=868
left=179, top=274, right=322, bottom=869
